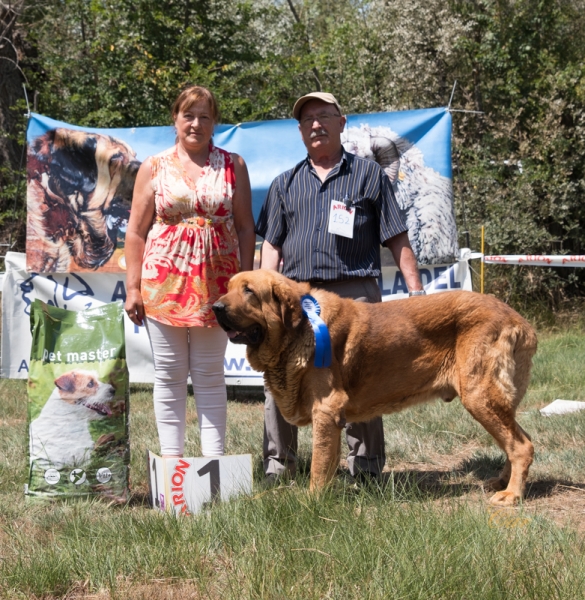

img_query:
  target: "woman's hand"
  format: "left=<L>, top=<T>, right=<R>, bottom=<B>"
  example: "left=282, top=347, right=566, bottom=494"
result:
left=125, top=288, right=145, bottom=326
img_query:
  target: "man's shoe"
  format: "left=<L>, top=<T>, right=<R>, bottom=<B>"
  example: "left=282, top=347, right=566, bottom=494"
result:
left=263, top=472, right=295, bottom=489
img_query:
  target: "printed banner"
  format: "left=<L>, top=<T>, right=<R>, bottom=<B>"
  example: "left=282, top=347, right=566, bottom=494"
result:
left=26, top=108, right=457, bottom=273
left=2, top=252, right=154, bottom=382
left=1, top=251, right=471, bottom=386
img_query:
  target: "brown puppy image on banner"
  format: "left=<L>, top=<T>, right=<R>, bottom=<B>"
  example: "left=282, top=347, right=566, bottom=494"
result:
left=27, top=128, right=141, bottom=273
left=213, top=270, right=538, bottom=507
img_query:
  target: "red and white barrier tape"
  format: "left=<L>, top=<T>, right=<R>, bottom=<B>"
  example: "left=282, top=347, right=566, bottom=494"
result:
left=483, top=255, right=585, bottom=267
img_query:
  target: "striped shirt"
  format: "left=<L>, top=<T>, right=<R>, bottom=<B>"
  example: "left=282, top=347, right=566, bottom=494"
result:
left=255, top=149, right=407, bottom=282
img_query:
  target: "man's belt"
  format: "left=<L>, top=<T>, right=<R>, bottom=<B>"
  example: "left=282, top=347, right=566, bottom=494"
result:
left=306, top=276, right=376, bottom=286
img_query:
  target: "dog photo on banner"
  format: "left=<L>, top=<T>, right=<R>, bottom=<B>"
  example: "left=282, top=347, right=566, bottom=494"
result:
left=26, top=129, right=140, bottom=273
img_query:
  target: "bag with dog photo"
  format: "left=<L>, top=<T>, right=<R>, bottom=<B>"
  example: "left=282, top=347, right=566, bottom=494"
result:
left=27, top=299, right=129, bottom=500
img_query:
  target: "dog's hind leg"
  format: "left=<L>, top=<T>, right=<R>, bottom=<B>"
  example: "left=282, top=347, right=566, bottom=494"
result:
left=461, top=392, right=534, bottom=506
left=459, top=323, right=536, bottom=505
left=485, top=422, right=532, bottom=492
left=485, top=326, right=536, bottom=499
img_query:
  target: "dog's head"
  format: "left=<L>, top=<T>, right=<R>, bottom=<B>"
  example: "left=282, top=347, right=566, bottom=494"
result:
left=28, top=128, right=141, bottom=270
left=54, top=369, right=115, bottom=418
left=213, top=270, right=310, bottom=349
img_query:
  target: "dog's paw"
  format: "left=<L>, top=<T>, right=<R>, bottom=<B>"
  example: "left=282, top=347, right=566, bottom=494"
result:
left=486, top=476, right=508, bottom=492
left=489, top=490, right=520, bottom=506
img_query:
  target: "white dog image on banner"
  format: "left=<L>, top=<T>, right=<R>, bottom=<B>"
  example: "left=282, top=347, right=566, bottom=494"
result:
left=342, top=124, right=458, bottom=265
left=29, top=369, right=115, bottom=470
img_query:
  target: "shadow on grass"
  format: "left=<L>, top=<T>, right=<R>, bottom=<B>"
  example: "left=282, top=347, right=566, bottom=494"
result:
left=377, top=470, right=476, bottom=500
left=257, top=454, right=487, bottom=501
left=125, top=452, right=581, bottom=508
left=375, top=455, right=585, bottom=502
left=524, top=479, right=585, bottom=500
left=459, top=453, right=506, bottom=479
left=345, top=452, right=576, bottom=502
left=456, top=453, right=585, bottom=500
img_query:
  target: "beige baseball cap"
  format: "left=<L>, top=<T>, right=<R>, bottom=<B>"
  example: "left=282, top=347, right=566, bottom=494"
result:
left=292, top=92, right=343, bottom=121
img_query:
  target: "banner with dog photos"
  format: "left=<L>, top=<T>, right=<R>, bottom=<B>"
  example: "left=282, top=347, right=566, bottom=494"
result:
left=27, top=300, right=129, bottom=500
left=26, top=108, right=457, bottom=273
left=2, top=251, right=471, bottom=386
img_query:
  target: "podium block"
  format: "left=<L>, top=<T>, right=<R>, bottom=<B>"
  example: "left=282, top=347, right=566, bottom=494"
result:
left=147, top=451, right=253, bottom=515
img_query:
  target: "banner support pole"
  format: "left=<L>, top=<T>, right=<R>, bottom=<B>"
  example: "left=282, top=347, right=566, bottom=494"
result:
left=480, top=226, right=485, bottom=294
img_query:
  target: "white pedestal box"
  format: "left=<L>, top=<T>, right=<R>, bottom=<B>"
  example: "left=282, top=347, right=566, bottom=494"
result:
left=148, top=451, right=253, bottom=515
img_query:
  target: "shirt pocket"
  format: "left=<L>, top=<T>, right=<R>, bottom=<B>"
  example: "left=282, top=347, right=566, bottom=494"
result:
left=349, top=196, right=371, bottom=229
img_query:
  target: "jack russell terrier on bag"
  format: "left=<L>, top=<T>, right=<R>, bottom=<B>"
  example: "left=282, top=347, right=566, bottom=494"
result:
left=29, top=369, right=115, bottom=470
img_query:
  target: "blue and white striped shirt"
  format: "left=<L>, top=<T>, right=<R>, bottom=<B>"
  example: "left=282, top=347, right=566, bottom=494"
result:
left=255, top=149, right=407, bottom=282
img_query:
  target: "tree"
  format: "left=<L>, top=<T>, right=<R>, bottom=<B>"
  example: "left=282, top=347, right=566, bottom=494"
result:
left=0, top=0, right=31, bottom=251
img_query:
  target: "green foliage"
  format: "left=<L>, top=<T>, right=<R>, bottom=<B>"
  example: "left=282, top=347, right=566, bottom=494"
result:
left=0, top=97, right=28, bottom=255
left=449, top=0, right=585, bottom=304
left=22, top=0, right=270, bottom=126
left=2, top=0, right=585, bottom=306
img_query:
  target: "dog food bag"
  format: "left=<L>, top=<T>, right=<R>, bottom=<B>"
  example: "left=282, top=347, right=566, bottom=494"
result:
left=27, top=299, right=129, bottom=500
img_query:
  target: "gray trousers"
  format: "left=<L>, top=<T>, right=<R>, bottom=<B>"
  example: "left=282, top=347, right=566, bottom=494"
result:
left=263, top=277, right=386, bottom=477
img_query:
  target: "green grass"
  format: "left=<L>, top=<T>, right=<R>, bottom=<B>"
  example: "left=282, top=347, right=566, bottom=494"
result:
left=1, top=329, right=584, bottom=599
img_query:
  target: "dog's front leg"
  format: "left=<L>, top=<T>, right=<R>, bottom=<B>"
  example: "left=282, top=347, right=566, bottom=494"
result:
left=309, top=397, right=346, bottom=491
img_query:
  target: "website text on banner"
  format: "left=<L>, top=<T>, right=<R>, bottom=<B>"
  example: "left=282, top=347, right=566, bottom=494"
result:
left=483, top=255, right=585, bottom=267
left=1, top=252, right=471, bottom=386
left=25, top=108, right=457, bottom=274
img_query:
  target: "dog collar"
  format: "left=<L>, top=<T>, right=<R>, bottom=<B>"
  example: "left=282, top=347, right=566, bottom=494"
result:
left=300, top=295, right=332, bottom=368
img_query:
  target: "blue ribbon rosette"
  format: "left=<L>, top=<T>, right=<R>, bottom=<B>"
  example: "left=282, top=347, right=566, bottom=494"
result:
left=300, top=295, right=332, bottom=368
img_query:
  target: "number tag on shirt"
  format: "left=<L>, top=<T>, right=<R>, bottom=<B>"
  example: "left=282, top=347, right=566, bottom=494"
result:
left=328, top=199, right=355, bottom=239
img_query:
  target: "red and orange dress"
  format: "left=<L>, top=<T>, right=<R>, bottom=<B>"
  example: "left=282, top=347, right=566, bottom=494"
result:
left=141, top=143, right=240, bottom=327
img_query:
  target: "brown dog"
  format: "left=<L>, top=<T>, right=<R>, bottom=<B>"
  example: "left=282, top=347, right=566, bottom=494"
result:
left=213, top=269, right=538, bottom=506
left=27, top=128, right=140, bottom=273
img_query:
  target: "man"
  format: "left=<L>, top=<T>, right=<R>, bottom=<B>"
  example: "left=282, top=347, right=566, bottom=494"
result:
left=255, top=91, right=425, bottom=483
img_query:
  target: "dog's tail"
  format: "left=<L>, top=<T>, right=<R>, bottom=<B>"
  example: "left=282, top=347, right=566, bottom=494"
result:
left=511, top=321, right=538, bottom=406
left=489, top=319, right=538, bottom=410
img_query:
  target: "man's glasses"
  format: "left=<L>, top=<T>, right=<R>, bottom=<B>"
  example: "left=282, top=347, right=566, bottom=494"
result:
left=300, top=113, right=341, bottom=127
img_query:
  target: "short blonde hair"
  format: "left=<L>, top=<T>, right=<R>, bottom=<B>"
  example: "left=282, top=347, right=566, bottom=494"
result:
left=171, top=85, right=220, bottom=123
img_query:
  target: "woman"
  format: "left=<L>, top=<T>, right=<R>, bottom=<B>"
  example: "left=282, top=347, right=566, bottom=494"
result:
left=125, top=85, right=255, bottom=458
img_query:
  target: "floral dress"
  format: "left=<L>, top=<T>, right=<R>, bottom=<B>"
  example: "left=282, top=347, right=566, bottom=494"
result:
left=141, top=143, right=240, bottom=327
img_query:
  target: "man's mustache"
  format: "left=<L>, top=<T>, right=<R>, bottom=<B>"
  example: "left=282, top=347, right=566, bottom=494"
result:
left=310, top=129, right=328, bottom=139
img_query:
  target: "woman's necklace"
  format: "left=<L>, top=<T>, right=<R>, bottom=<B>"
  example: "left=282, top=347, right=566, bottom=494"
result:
left=177, top=144, right=209, bottom=186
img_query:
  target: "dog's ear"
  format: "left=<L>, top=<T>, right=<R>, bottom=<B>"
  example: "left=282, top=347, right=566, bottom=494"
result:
left=272, top=280, right=304, bottom=329
left=55, top=372, right=76, bottom=393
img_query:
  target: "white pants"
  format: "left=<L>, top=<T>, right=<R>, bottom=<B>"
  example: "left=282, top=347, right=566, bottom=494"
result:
left=145, top=318, right=228, bottom=456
